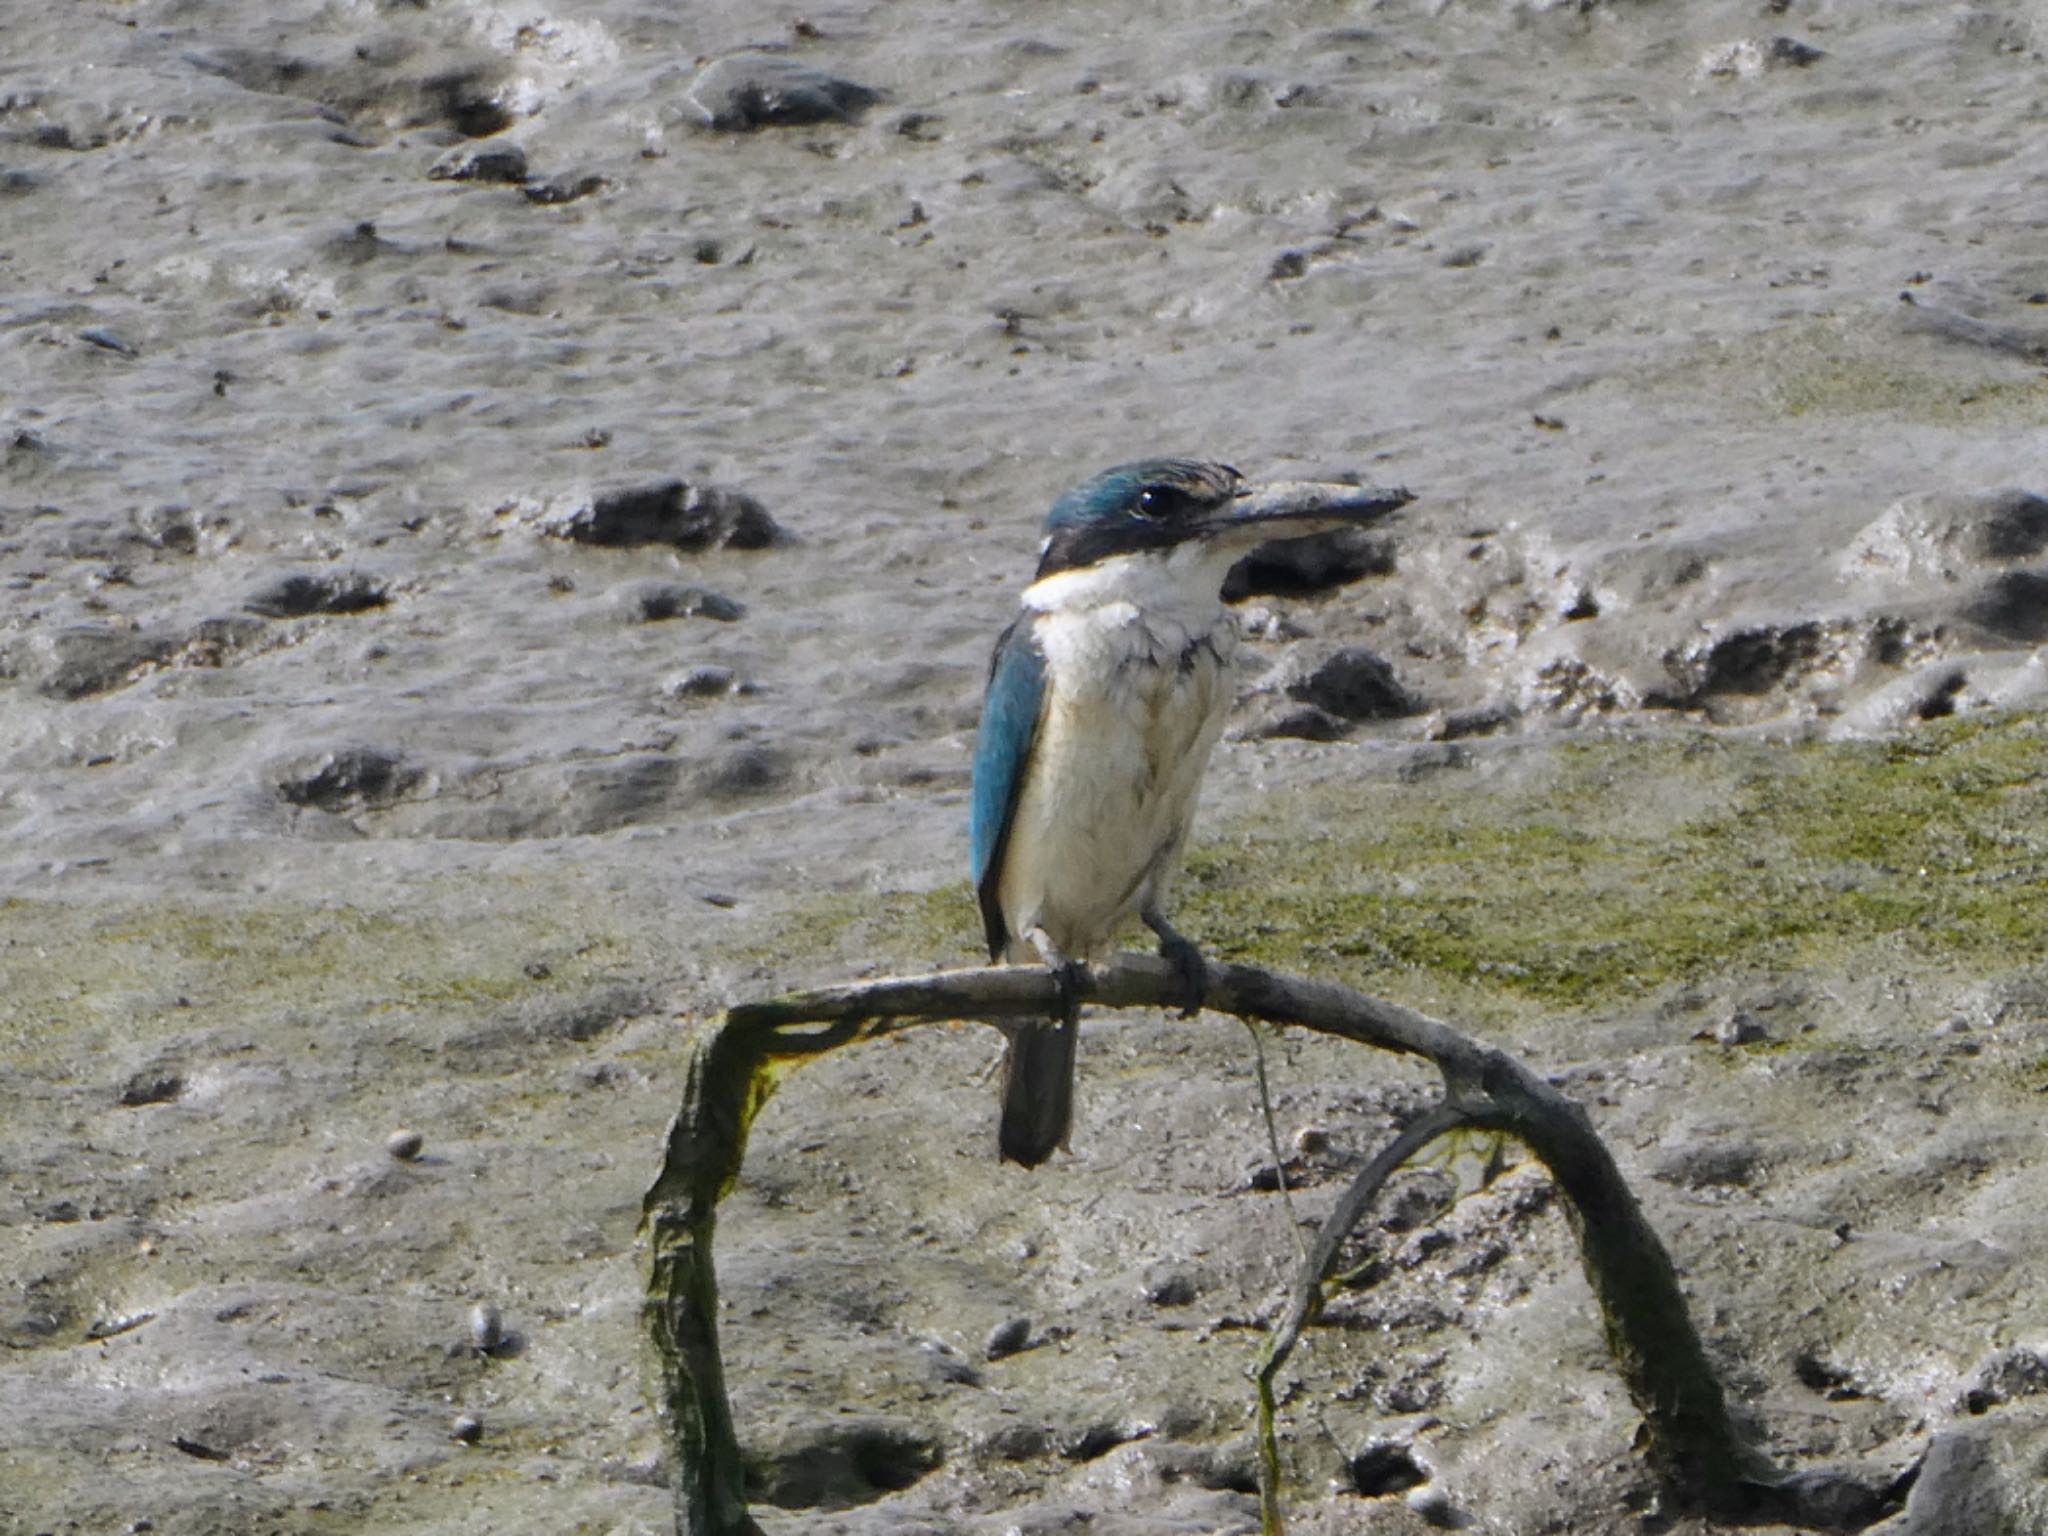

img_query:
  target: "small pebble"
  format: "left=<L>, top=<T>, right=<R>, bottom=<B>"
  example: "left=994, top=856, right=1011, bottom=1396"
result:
left=451, top=1412, right=484, bottom=1443
left=685, top=54, right=881, bottom=132
left=428, top=141, right=529, bottom=184
left=1140, top=1266, right=1200, bottom=1307
left=117, top=1070, right=184, bottom=1107
left=1714, top=1009, right=1769, bottom=1045
left=669, top=665, right=736, bottom=699
left=469, top=1303, right=505, bottom=1355
left=984, top=1316, right=1032, bottom=1360
left=386, top=1128, right=424, bottom=1162
left=80, top=325, right=139, bottom=357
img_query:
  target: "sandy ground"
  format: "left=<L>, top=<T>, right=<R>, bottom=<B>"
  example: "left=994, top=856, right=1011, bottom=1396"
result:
left=4, top=0, right=2048, bottom=1532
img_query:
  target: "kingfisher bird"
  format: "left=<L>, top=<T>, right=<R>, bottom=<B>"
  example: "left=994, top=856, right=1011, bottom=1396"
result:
left=969, top=458, right=1413, bottom=1165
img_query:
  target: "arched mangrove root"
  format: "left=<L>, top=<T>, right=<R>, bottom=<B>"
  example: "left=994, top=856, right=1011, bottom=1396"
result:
left=638, top=957, right=1894, bottom=1535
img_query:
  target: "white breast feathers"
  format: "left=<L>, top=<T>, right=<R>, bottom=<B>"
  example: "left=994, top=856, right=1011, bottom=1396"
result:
left=995, top=547, right=1242, bottom=963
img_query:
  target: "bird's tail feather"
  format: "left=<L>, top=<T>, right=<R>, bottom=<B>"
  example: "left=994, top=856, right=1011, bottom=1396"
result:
left=999, top=1018, right=1077, bottom=1167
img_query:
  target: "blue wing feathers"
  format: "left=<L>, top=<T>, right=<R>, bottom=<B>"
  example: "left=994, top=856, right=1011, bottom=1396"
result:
left=970, top=617, right=1045, bottom=959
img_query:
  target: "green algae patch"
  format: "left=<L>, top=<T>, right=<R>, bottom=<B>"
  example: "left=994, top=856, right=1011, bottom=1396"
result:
left=0, top=883, right=641, bottom=1070
left=1686, top=313, right=2048, bottom=425
left=735, top=884, right=981, bottom=982
left=745, top=717, right=2048, bottom=1023
left=1177, top=716, right=2048, bottom=1015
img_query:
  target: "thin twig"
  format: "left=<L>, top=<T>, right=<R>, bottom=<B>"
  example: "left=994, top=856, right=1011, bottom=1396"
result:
left=1245, top=1018, right=1307, bottom=1264
left=1252, top=1101, right=1468, bottom=1536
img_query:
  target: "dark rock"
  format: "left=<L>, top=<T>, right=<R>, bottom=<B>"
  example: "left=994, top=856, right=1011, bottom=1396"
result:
left=36, top=627, right=177, bottom=699
left=1960, top=1344, right=2048, bottom=1413
left=1915, top=670, right=1967, bottom=720
left=1223, top=527, right=1394, bottom=600
left=468, top=1303, right=508, bottom=1355
left=522, top=173, right=610, bottom=206
left=1140, top=1265, right=1200, bottom=1307
left=117, top=1070, right=184, bottom=1107
left=1847, top=490, right=2048, bottom=580
left=1058, top=1421, right=1143, bottom=1462
left=133, top=504, right=199, bottom=553
left=628, top=582, right=744, bottom=623
left=0, top=167, right=36, bottom=197
left=685, top=54, right=882, bottom=132
left=1713, top=1009, right=1770, bottom=1045
left=1965, top=569, right=2048, bottom=643
left=276, top=747, right=423, bottom=811
left=1433, top=702, right=1519, bottom=740
left=428, top=140, right=527, bottom=183
left=1793, top=1350, right=1869, bottom=1401
left=743, top=1417, right=941, bottom=1508
left=1268, top=248, right=1312, bottom=281
left=668, top=665, right=738, bottom=699
left=421, top=67, right=515, bottom=138
left=1770, top=36, right=1825, bottom=67
left=985, top=1316, right=1033, bottom=1359
left=1255, top=703, right=1351, bottom=741
left=6, top=427, right=49, bottom=468
left=245, top=571, right=389, bottom=617
left=79, top=326, right=138, bottom=357
left=1651, top=620, right=1832, bottom=706
left=1287, top=646, right=1419, bottom=720
left=556, top=480, right=783, bottom=551
left=1968, top=492, right=2048, bottom=558
left=1348, top=1440, right=1427, bottom=1497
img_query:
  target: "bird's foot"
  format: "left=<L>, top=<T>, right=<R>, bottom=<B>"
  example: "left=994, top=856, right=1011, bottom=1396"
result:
left=1051, top=958, right=1089, bottom=1027
left=1143, top=910, right=1206, bottom=1017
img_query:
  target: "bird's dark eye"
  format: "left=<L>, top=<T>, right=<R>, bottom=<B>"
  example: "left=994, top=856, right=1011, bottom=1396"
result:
left=1134, top=485, right=1192, bottom=521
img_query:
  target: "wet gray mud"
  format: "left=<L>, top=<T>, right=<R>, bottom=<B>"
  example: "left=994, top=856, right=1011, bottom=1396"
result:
left=3, top=1, right=2046, bottom=1532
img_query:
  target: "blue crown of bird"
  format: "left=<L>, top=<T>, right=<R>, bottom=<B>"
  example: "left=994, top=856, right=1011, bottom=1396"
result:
left=969, top=457, right=1412, bottom=1165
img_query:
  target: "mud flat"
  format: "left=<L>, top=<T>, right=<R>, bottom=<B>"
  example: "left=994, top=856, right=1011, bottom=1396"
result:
left=3, top=2, right=2046, bottom=1532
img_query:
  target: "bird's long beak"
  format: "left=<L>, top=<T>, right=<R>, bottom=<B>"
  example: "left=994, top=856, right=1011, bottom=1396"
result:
left=1216, top=479, right=1414, bottom=539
